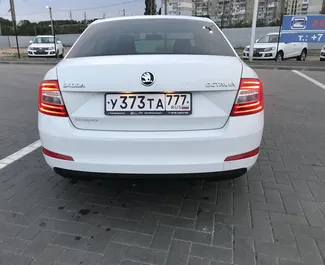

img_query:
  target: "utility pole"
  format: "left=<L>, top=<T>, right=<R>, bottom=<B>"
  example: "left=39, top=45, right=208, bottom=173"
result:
left=207, top=0, right=210, bottom=17
left=122, top=9, right=126, bottom=16
left=264, top=0, right=268, bottom=21
left=9, top=0, right=20, bottom=58
left=194, top=0, right=197, bottom=16
left=220, top=0, right=226, bottom=29
left=84, top=12, right=87, bottom=25
left=248, top=0, right=259, bottom=62
left=46, top=6, right=56, bottom=58
left=229, top=0, right=233, bottom=26
left=103, top=12, right=106, bottom=18
left=275, top=0, right=286, bottom=61
left=164, top=0, right=168, bottom=14
left=48, top=7, right=54, bottom=36
left=69, top=10, right=72, bottom=20
left=0, top=24, right=2, bottom=35
left=34, top=25, right=37, bottom=35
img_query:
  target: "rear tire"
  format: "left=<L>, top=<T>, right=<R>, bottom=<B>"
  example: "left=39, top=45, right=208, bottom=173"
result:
left=297, top=49, right=307, bottom=61
left=59, top=49, right=64, bottom=58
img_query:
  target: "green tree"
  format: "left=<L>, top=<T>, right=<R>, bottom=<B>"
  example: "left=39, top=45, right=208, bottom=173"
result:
left=17, top=20, right=30, bottom=27
left=144, top=0, right=156, bottom=15
left=0, top=17, right=11, bottom=26
left=256, top=20, right=266, bottom=27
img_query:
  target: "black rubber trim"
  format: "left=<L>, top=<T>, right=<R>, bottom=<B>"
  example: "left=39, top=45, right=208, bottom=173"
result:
left=54, top=167, right=247, bottom=181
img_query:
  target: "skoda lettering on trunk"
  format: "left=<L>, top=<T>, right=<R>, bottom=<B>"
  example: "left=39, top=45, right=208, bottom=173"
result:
left=63, top=83, right=85, bottom=89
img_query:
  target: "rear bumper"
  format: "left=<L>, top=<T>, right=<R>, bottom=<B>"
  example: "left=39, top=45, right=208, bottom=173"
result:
left=38, top=111, right=264, bottom=177
left=54, top=167, right=247, bottom=180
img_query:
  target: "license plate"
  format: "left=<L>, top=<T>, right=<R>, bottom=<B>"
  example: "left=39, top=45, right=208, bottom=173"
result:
left=105, top=93, right=192, bottom=115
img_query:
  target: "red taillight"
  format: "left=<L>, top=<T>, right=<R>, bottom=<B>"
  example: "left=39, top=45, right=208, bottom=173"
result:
left=38, top=80, right=68, bottom=117
left=230, top=78, right=264, bottom=116
left=43, top=148, right=74, bottom=161
left=224, top=147, right=259, bottom=161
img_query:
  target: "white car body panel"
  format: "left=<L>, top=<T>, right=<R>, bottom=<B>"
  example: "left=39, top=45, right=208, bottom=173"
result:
left=38, top=16, right=264, bottom=178
left=242, top=32, right=308, bottom=60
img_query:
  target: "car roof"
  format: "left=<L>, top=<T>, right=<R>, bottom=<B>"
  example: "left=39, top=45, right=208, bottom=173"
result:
left=91, top=15, right=213, bottom=25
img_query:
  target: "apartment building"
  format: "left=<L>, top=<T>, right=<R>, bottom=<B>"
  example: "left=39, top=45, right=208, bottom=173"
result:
left=258, top=0, right=280, bottom=23
left=192, top=0, right=282, bottom=26
left=306, top=0, right=324, bottom=13
left=165, top=0, right=193, bottom=15
left=193, top=0, right=240, bottom=27
left=285, top=0, right=308, bottom=14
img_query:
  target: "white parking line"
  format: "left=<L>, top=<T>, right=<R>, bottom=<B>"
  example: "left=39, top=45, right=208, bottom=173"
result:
left=0, top=140, right=41, bottom=170
left=292, top=70, right=325, bottom=90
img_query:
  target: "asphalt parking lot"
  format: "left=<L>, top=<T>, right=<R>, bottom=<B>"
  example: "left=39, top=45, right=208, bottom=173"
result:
left=0, top=64, right=325, bottom=265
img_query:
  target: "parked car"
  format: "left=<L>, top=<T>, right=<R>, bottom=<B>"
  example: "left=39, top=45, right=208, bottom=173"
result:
left=38, top=16, right=264, bottom=181
left=243, top=32, right=308, bottom=62
left=320, top=45, right=325, bottom=61
left=27, top=35, right=64, bottom=58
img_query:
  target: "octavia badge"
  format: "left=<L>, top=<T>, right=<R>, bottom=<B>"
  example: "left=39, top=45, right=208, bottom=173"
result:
left=141, top=72, right=155, bottom=86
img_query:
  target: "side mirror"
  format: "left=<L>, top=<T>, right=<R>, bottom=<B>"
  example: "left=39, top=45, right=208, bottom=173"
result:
left=29, top=40, right=33, bottom=44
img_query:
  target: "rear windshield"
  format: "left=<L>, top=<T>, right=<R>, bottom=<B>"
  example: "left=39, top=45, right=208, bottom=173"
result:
left=66, top=18, right=235, bottom=58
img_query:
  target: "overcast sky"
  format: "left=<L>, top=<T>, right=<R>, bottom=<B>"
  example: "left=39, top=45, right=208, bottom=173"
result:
left=0, top=0, right=151, bottom=22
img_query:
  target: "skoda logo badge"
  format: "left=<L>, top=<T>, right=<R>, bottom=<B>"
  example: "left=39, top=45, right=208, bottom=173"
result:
left=141, top=72, right=155, bottom=86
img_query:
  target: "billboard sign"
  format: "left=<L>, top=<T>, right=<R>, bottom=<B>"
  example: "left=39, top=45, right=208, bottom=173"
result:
left=280, top=14, right=325, bottom=43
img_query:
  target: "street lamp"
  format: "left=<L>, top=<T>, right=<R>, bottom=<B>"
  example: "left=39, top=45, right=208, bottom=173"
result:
left=46, top=6, right=57, bottom=58
left=46, top=6, right=54, bottom=36
left=8, top=0, right=20, bottom=58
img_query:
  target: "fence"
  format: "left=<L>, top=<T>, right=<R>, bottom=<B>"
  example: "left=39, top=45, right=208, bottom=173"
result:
left=0, top=27, right=323, bottom=50
left=0, top=34, right=80, bottom=49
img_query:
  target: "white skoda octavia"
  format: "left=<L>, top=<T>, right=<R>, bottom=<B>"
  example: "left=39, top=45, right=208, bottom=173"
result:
left=38, top=16, right=264, bottom=180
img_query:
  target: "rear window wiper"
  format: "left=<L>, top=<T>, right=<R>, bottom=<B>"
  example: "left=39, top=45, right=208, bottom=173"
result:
left=203, top=24, right=214, bottom=33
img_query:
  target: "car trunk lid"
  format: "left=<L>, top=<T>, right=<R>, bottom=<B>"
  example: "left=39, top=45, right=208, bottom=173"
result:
left=56, top=55, right=243, bottom=131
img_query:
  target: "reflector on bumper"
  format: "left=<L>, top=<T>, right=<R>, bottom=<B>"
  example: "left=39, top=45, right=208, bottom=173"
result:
left=43, top=148, right=74, bottom=161
left=224, top=147, right=259, bottom=161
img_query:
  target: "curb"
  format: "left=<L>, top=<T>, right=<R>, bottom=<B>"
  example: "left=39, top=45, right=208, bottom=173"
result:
left=0, top=60, right=59, bottom=65
left=248, top=64, right=325, bottom=71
